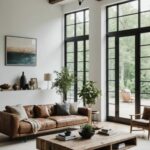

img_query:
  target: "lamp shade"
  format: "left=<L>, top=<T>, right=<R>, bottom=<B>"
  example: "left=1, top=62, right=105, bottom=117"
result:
left=44, top=73, right=51, bottom=81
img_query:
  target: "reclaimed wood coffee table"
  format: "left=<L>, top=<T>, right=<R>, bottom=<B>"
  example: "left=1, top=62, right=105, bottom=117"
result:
left=36, top=131, right=137, bottom=150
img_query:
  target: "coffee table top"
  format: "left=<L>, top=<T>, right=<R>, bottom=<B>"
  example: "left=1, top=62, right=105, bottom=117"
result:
left=37, top=130, right=136, bottom=150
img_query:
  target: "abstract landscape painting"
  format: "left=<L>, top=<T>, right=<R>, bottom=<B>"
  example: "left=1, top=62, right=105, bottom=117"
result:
left=5, top=36, right=37, bottom=66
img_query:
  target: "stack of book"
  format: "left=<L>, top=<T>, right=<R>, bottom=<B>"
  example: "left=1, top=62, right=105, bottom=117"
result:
left=56, top=132, right=76, bottom=141
left=98, top=128, right=114, bottom=136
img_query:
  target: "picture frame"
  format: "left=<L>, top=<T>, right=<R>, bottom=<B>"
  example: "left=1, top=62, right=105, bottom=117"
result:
left=5, top=35, right=37, bottom=66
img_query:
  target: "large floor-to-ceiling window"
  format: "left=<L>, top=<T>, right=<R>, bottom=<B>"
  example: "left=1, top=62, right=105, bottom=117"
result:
left=106, top=0, right=150, bottom=123
left=65, top=9, right=89, bottom=103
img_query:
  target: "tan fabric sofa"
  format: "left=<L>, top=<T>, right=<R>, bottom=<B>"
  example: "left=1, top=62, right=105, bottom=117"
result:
left=0, top=104, right=91, bottom=138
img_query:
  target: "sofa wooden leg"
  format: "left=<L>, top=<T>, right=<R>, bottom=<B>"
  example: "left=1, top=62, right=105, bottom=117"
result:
left=130, top=124, right=133, bottom=133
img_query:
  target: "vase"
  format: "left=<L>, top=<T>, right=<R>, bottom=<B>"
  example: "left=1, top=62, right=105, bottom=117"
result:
left=20, top=72, right=27, bottom=90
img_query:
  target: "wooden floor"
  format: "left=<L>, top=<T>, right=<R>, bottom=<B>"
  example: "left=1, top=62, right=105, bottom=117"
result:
left=0, top=122, right=150, bottom=150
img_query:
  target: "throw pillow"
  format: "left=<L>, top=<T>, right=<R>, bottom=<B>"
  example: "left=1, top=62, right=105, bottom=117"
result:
left=34, top=105, right=50, bottom=118
left=56, top=103, right=70, bottom=115
left=5, top=105, right=28, bottom=121
left=70, top=102, right=78, bottom=115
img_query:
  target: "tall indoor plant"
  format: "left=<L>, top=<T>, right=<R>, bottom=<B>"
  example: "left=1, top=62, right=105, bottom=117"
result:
left=78, top=81, right=100, bottom=107
left=52, top=67, right=74, bottom=102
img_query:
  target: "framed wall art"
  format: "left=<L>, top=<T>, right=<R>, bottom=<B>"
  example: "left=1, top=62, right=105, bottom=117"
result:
left=5, top=36, right=37, bottom=66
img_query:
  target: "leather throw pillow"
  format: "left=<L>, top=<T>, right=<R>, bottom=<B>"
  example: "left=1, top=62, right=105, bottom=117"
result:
left=34, top=105, right=50, bottom=118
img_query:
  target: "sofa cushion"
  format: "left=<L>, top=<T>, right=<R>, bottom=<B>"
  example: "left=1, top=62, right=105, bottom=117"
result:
left=55, top=103, right=70, bottom=116
left=70, top=102, right=78, bottom=115
left=5, top=105, right=28, bottom=121
left=19, top=118, right=56, bottom=134
left=24, top=105, right=34, bottom=118
left=49, top=115, right=88, bottom=128
left=132, top=119, right=149, bottom=127
left=34, top=105, right=50, bottom=118
left=46, top=104, right=55, bottom=116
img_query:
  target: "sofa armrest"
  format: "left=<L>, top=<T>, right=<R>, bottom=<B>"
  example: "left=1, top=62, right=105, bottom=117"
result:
left=0, top=111, right=19, bottom=138
left=78, top=107, right=92, bottom=124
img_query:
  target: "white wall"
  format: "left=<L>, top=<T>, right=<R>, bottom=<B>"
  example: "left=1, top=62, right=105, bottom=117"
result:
left=0, top=0, right=63, bottom=110
left=62, top=0, right=125, bottom=121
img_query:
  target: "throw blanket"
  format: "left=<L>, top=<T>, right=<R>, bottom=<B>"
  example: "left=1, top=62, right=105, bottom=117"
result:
left=23, top=119, right=41, bottom=134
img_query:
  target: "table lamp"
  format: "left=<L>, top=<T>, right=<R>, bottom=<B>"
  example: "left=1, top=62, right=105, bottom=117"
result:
left=44, top=73, right=52, bottom=89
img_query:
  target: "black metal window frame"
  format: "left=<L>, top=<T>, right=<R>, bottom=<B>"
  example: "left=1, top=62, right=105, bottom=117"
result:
left=64, top=9, right=89, bottom=103
left=106, top=0, right=150, bottom=124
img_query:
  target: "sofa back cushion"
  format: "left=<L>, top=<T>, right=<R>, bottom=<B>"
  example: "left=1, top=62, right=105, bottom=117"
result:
left=34, top=105, right=50, bottom=118
left=46, top=104, right=56, bottom=116
left=5, top=105, right=28, bottom=121
left=6, top=104, right=56, bottom=118
left=24, top=105, right=35, bottom=118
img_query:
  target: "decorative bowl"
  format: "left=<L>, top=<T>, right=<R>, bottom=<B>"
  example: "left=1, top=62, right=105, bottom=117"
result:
left=79, top=129, right=95, bottom=139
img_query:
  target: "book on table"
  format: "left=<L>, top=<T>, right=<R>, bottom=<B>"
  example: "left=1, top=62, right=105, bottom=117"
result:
left=56, top=133, right=76, bottom=141
left=98, top=128, right=115, bottom=136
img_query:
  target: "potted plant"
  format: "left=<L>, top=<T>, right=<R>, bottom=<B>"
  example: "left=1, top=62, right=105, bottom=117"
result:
left=52, top=67, right=74, bottom=102
left=78, top=81, right=100, bottom=107
left=79, top=124, right=95, bottom=139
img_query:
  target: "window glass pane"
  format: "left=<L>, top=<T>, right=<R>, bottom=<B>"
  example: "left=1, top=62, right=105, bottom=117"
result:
left=109, top=59, right=115, bottom=69
left=78, top=72, right=84, bottom=81
left=67, top=53, right=74, bottom=62
left=66, top=14, right=75, bottom=25
left=108, top=18, right=117, bottom=32
left=85, top=10, right=89, bottom=21
left=76, top=23, right=84, bottom=36
left=108, top=6, right=117, bottom=18
left=76, top=11, right=84, bottom=23
left=86, top=72, right=89, bottom=80
left=67, top=63, right=74, bottom=72
left=67, top=90, right=74, bottom=98
left=78, top=41, right=84, bottom=51
left=67, top=25, right=74, bottom=37
left=141, top=12, right=150, bottom=28
left=141, top=70, right=150, bottom=81
left=141, top=33, right=150, bottom=45
left=141, top=46, right=150, bottom=57
left=67, top=42, right=74, bottom=52
left=86, top=40, right=89, bottom=50
left=141, top=58, right=150, bottom=69
left=141, top=94, right=150, bottom=106
left=109, top=81, right=115, bottom=91
left=119, top=1, right=138, bottom=16
left=78, top=62, right=84, bottom=71
left=141, top=82, right=150, bottom=94
left=119, top=14, right=138, bottom=30
left=78, top=52, right=83, bottom=61
left=141, top=0, right=150, bottom=12
left=85, top=22, right=89, bottom=35
left=109, top=70, right=115, bottom=80
left=109, top=103, right=115, bottom=116
left=109, top=93, right=115, bottom=104
left=78, top=81, right=83, bottom=91
left=108, top=37, right=115, bottom=48
left=109, top=49, right=115, bottom=58
left=86, top=51, right=89, bottom=61
left=86, top=63, right=89, bottom=71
